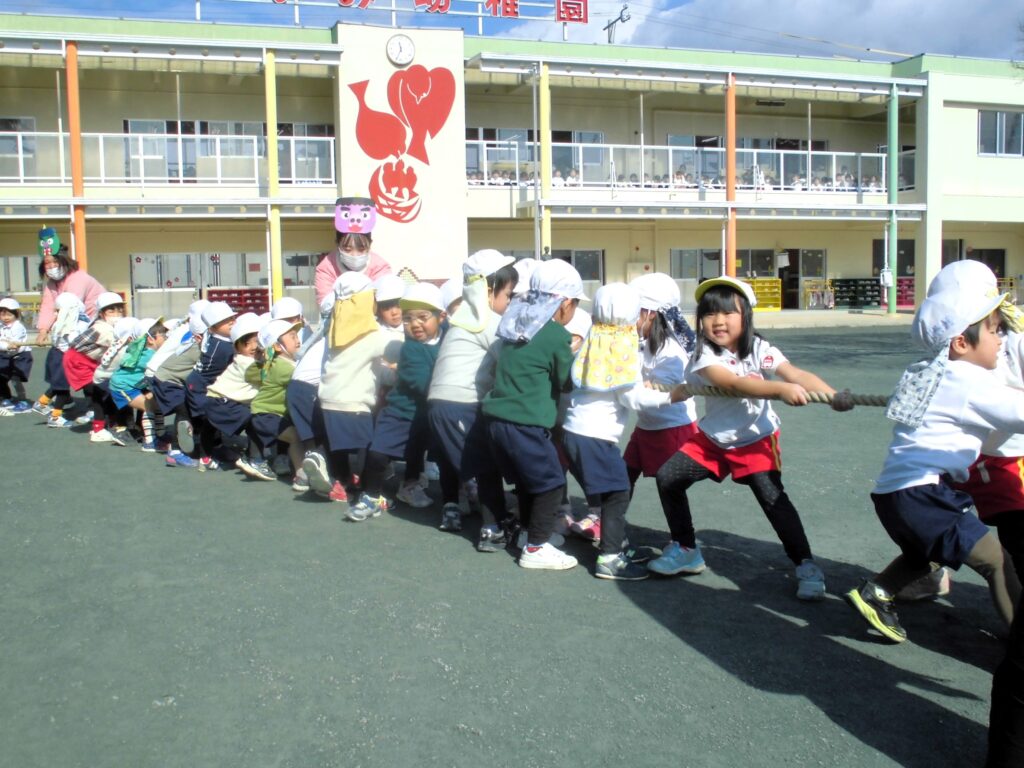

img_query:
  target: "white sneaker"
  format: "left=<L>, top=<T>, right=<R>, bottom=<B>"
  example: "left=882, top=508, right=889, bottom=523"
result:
left=74, top=410, right=95, bottom=426
left=90, top=428, right=117, bottom=444
left=515, top=530, right=565, bottom=550
left=301, top=452, right=332, bottom=496
left=424, top=460, right=440, bottom=481
left=272, top=454, right=292, bottom=476
left=519, top=542, right=578, bottom=571
left=397, top=483, right=433, bottom=508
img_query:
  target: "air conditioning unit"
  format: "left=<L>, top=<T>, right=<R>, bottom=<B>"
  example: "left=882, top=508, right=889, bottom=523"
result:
left=626, top=261, right=654, bottom=281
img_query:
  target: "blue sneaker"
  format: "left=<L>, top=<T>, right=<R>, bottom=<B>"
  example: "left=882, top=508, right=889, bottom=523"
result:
left=140, top=440, right=158, bottom=453
left=11, top=401, right=31, bottom=414
left=795, top=559, right=827, bottom=601
left=165, top=450, right=200, bottom=469
left=346, top=493, right=389, bottom=522
left=647, top=541, right=706, bottom=576
left=0, top=398, right=12, bottom=408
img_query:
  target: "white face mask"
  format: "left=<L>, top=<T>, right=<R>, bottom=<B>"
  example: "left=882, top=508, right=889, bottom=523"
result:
left=339, top=250, right=369, bottom=272
left=46, top=267, right=66, bottom=281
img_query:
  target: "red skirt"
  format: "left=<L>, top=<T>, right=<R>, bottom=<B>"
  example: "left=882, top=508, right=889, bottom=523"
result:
left=623, top=422, right=699, bottom=477
left=63, top=348, right=100, bottom=391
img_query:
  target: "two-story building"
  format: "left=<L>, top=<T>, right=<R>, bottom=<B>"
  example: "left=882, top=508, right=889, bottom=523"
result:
left=1, top=12, right=1022, bottom=321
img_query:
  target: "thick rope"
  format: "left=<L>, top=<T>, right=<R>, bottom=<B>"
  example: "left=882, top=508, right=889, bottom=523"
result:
left=649, top=381, right=889, bottom=407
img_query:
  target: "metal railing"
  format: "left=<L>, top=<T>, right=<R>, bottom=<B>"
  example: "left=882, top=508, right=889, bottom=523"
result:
left=0, top=131, right=335, bottom=186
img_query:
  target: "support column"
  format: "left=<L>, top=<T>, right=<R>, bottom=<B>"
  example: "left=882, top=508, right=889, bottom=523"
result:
left=539, top=62, right=552, bottom=257
left=65, top=41, right=87, bottom=269
left=264, top=50, right=284, bottom=303
left=886, top=82, right=899, bottom=314
left=725, top=73, right=736, bottom=277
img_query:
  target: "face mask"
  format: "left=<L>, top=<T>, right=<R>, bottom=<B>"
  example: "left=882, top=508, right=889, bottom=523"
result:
left=339, top=249, right=369, bottom=272
left=46, top=267, right=66, bottom=281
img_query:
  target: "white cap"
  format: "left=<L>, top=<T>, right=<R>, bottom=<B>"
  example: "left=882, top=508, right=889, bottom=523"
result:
left=258, top=311, right=272, bottom=328
left=113, top=316, right=137, bottom=340
left=593, top=283, right=641, bottom=326
left=333, top=271, right=374, bottom=301
left=630, top=273, right=680, bottom=312
left=188, top=300, right=210, bottom=335
left=96, top=291, right=125, bottom=312
left=0, top=297, right=20, bottom=312
left=258, top=319, right=301, bottom=350
left=513, top=258, right=539, bottom=295
left=400, top=282, right=445, bottom=313
left=230, top=312, right=263, bottom=343
left=530, top=259, right=588, bottom=301
left=564, top=306, right=592, bottom=338
left=271, top=296, right=304, bottom=321
left=464, top=249, right=515, bottom=279
left=139, top=317, right=158, bottom=336
left=55, top=292, right=83, bottom=312
left=914, top=278, right=1006, bottom=351
left=372, top=274, right=407, bottom=303
left=202, top=301, right=236, bottom=328
left=926, top=259, right=999, bottom=298
left=694, top=276, right=757, bottom=309
left=440, top=278, right=462, bottom=310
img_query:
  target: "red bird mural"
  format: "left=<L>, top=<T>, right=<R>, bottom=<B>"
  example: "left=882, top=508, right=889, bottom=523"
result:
left=387, top=66, right=456, bottom=165
left=349, top=80, right=407, bottom=160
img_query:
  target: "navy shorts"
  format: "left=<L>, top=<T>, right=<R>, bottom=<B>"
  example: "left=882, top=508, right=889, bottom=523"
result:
left=871, top=482, right=989, bottom=570
left=250, top=412, right=291, bottom=456
left=486, top=418, right=565, bottom=495
left=286, top=380, right=321, bottom=443
left=562, top=430, right=630, bottom=496
left=0, top=351, right=32, bottom=382
left=370, top=408, right=414, bottom=460
left=45, top=348, right=68, bottom=390
left=322, top=409, right=374, bottom=452
left=428, top=400, right=481, bottom=482
left=206, top=397, right=251, bottom=436
left=151, top=379, right=186, bottom=416
left=185, top=372, right=210, bottom=418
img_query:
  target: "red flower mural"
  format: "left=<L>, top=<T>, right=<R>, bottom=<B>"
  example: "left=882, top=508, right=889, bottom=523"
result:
left=349, top=64, right=456, bottom=224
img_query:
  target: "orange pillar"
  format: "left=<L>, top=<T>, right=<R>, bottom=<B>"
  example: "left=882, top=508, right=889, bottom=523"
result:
left=725, top=73, right=736, bottom=278
left=66, top=41, right=87, bottom=269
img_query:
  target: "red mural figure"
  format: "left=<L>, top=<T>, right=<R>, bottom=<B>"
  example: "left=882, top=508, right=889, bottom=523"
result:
left=349, top=65, right=456, bottom=224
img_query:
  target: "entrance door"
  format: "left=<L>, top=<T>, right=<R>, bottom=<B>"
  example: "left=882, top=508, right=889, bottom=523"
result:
left=778, top=249, right=800, bottom=309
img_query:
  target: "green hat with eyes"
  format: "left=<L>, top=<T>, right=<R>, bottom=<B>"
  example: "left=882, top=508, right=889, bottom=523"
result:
left=38, top=227, right=62, bottom=259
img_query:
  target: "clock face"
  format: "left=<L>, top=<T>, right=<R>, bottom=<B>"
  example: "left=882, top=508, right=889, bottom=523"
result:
left=386, top=34, right=415, bottom=66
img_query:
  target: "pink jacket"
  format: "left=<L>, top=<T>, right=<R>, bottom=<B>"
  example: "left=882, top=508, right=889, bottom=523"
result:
left=314, top=251, right=392, bottom=306
left=37, top=269, right=106, bottom=330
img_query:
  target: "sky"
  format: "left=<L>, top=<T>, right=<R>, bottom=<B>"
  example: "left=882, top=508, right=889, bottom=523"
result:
left=8, top=0, right=1024, bottom=62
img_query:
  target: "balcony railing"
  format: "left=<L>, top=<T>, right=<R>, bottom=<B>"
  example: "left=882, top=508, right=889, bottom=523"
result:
left=0, top=131, right=335, bottom=186
left=467, top=140, right=916, bottom=193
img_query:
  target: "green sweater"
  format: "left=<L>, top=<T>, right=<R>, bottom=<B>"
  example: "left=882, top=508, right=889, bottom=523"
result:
left=246, top=355, right=296, bottom=416
left=482, top=321, right=573, bottom=429
left=384, top=338, right=441, bottom=421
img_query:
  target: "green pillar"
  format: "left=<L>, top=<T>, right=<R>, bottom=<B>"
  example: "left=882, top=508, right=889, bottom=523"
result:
left=887, top=82, right=899, bottom=314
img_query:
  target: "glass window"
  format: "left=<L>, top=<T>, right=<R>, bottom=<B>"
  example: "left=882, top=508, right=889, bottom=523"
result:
left=800, top=249, right=826, bottom=278
left=670, top=249, right=700, bottom=280
left=748, top=250, right=776, bottom=277
left=980, top=111, right=1000, bottom=154
left=1004, top=112, right=1024, bottom=156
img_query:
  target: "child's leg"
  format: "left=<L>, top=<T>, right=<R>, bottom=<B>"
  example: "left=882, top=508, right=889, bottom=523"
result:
left=525, top=485, right=566, bottom=546
left=437, top=451, right=460, bottom=506
left=362, top=450, right=391, bottom=497
left=988, top=593, right=1024, bottom=766
left=597, top=490, right=630, bottom=555
left=964, top=531, right=1019, bottom=629
left=655, top=451, right=714, bottom=547
left=328, top=450, right=350, bottom=486
left=627, top=464, right=642, bottom=497
left=0, top=375, right=11, bottom=400
left=12, top=378, right=27, bottom=402
left=740, top=471, right=813, bottom=565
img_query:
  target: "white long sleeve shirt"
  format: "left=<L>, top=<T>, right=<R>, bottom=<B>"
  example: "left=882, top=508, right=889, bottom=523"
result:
left=636, top=335, right=697, bottom=431
left=981, top=331, right=1024, bottom=457
left=563, top=374, right=672, bottom=444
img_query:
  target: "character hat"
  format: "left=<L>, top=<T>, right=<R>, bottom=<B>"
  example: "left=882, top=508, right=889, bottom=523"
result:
left=96, top=291, right=125, bottom=312
left=0, top=297, right=21, bottom=312
left=271, top=296, right=304, bottom=321
left=694, top=276, right=757, bottom=308
left=400, top=282, right=445, bottom=313
left=334, top=197, right=377, bottom=235
left=258, top=319, right=302, bottom=350
left=38, top=226, right=62, bottom=259
left=372, top=274, right=407, bottom=304
left=531, top=259, right=589, bottom=301
left=230, top=312, right=263, bottom=344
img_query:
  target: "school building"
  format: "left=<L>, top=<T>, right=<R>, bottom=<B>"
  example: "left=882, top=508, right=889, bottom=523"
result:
left=1, top=11, right=1023, bottom=322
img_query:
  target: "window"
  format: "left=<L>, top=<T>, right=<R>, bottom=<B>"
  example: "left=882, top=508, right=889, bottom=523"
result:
left=872, top=239, right=915, bottom=277
left=551, top=250, right=604, bottom=282
left=979, top=110, right=1024, bottom=156
left=0, top=117, right=36, bottom=157
left=0, top=254, right=33, bottom=293
left=669, top=248, right=721, bottom=281
left=199, top=121, right=264, bottom=158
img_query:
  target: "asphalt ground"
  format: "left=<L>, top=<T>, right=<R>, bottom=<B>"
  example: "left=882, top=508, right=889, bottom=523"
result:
left=0, top=327, right=1005, bottom=768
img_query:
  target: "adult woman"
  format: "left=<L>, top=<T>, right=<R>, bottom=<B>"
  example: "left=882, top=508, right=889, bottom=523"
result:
left=34, top=227, right=105, bottom=346
left=314, top=197, right=392, bottom=307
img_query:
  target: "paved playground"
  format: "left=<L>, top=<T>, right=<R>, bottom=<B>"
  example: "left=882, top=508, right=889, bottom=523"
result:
left=0, top=326, right=1003, bottom=768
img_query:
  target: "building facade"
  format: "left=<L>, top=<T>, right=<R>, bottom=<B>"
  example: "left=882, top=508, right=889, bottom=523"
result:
left=1, top=13, right=1022, bottom=321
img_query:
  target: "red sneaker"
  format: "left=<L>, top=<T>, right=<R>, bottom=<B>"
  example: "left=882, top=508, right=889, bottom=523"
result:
left=328, top=481, right=348, bottom=503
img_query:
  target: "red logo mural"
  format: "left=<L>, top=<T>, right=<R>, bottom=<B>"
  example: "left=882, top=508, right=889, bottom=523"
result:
left=349, top=65, right=456, bottom=224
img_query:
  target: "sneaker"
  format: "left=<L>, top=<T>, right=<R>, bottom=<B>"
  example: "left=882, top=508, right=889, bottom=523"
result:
left=73, top=410, right=95, bottom=426
left=795, top=559, right=827, bottom=601
left=155, top=437, right=173, bottom=454
left=302, top=452, right=332, bottom=496
left=519, top=542, right=578, bottom=571
left=896, top=567, right=952, bottom=602
left=176, top=419, right=195, bottom=455
left=620, top=544, right=661, bottom=564
left=439, top=502, right=462, bottom=532
left=47, top=415, right=72, bottom=429
left=11, top=401, right=31, bottom=414
left=235, top=456, right=253, bottom=473
left=140, top=440, right=158, bottom=453
left=845, top=581, right=907, bottom=643
left=89, top=428, right=119, bottom=444
left=198, top=457, right=220, bottom=472
left=32, top=401, right=52, bottom=416
left=165, top=450, right=200, bottom=469
left=291, top=469, right=311, bottom=493
left=596, top=553, right=650, bottom=581
left=239, top=458, right=276, bottom=481
left=397, top=482, right=433, bottom=509
left=328, top=481, right=349, bottom=504
left=476, top=525, right=507, bottom=553
left=346, top=493, right=389, bottom=522
left=110, top=428, right=130, bottom=446
left=647, top=542, right=706, bottom=576
left=0, top=398, right=12, bottom=408
left=0, top=406, right=12, bottom=417
left=272, top=454, right=292, bottom=476
left=515, top=530, right=565, bottom=551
